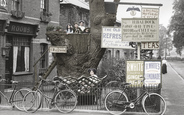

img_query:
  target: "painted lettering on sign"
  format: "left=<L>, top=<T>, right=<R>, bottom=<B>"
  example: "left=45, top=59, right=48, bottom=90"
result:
left=49, top=46, right=67, bottom=53
left=141, top=42, right=159, bottom=49
left=141, top=8, right=159, bottom=18
left=126, top=61, right=144, bottom=86
left=121, top=18, right=159, bottom=42
left=144, top=61, right=161, bottom=86
left=8, top=22, right=36, bottom=35
left=11, top=25, right=31, bottom=33
left=101, top=26, right=134, bottom=49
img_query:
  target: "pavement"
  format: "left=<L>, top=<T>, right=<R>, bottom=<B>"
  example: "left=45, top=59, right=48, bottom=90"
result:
left=162, top=60, right=184, bottom=115
left=0, top=60, right=184, bottom=115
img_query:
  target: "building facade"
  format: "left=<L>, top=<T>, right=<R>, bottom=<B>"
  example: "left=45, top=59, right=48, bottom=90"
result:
left=0, top=0, right=60, bottom=83
left=60, top=0, right=89, bottom=30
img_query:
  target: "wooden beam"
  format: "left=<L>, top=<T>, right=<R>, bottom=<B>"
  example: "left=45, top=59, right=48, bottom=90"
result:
left=106, top=2, right=163, bottom=6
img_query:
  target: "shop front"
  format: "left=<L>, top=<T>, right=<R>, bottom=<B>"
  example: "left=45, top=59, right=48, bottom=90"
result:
left=5, top=21, right=39, bottom=83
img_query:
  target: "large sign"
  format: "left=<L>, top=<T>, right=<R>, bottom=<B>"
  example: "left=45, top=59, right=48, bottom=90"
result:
left=49, top=46, right=67, bottom=53
left=101, top=26, right=134, bottom=49
left=141, top=8, right=159, bottom=18
left=141, top=42, right=159, bottom=49
left=144, top=61, right=162, bottom=86
left=126, top=61, right=144, bottom=86
left=8, top=22, right=38, bottom=36
left=121, top=18, right=159, bottom=42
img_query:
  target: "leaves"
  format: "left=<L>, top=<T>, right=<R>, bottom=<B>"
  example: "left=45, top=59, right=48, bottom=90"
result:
left=168, top=0, right=184, bottom=55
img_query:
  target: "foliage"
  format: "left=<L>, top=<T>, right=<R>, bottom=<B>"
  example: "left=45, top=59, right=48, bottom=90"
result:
left=159, top=25, right=173, bottom=56
left=98, top=57, right=126, bottom=85
left=55, top=26, right=63, bottom=31
left=168, top=0, right=184, bottom=55
left=46, top=26, right=55, bottom=32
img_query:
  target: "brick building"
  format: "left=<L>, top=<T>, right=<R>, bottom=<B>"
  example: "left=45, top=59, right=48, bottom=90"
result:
left=60, top=0, right=89, bottom=30
left=0, top=0, right=60, bottom=83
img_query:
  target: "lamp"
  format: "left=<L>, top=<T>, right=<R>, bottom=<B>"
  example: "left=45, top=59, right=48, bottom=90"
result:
left=2, top=43, right=11, bottom=57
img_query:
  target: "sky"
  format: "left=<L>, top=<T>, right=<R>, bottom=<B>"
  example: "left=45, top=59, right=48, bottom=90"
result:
left=105, top=0, right=174, bottom=28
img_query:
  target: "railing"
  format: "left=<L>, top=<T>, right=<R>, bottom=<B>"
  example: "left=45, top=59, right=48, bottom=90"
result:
left=0, top=82, right=161, bottom=112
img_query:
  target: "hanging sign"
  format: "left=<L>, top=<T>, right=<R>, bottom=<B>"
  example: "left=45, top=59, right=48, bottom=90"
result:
left=49, top=46, right=67, bottom=53
left=141, top=8, right=159, bottom=18
left=121, top=18, right=159, bottom=42
left=141, top=42, right=159, bottom=49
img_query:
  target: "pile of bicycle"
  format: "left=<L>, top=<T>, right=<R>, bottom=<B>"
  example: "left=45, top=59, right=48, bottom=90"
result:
left=0, top=75, right=167, bottom=115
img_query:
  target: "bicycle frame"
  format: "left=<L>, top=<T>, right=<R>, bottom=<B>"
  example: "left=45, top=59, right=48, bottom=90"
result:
left=34, top=78, right=63, bottom=107
left=127, top=90, right=148, bottom=105
left=121, top=87, right=150, bottom=109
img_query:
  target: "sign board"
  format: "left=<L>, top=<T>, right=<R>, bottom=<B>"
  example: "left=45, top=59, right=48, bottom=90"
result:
left=121, top=18, right=159, bottom=42
left=49, top=46, right=67, bottom=53
left=141, top=8, right=159, bottom=18
left=141, top=42, right=159, bottom=49
left=101, top=26, right=134, bottom=49
left=8, top=22, right=38, bottom=36
left=144, top=61, right=162, bottom=86
left=126, top=60, right=144, bottom=86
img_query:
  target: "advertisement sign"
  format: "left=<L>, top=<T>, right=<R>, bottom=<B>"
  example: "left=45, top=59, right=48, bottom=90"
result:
left=101, top=26, right=134, bottom=49
left=49, top=46, right=67, bottom=53
left=8, top=22, right=38, bottom=36
left=141, top=8, right=159, bottom=18
left=121, top=18, right=159, bottom=42
left=126, top=61, right=144, bottom=86
left=144, top=61, right=162, bottom=86
left=141, top=42, right=159, bottom=49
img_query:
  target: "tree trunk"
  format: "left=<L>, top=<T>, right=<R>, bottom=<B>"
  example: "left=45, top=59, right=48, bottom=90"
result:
left=47, top=0, right=119, bottom=78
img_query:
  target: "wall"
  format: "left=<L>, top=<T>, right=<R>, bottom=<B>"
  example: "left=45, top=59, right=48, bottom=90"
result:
left=60, top=4, right=89, bottom=29
left=0, top=0, right=60, bottom=83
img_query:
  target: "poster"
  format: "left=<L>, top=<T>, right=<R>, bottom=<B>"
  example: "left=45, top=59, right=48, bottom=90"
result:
left=144, top=61, right=162, bottom=86
left=126, top=61, right=144, bottom=86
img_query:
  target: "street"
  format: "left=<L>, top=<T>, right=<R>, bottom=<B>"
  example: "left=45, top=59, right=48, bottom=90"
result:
left=0, top=60, right=184, bottom=115
left=162, top=60, right=184, bottom=115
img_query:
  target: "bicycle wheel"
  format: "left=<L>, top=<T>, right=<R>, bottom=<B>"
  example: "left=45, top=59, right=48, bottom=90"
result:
left=0, top=91, right=8, bottom=108
left=142, top=93, right=166, bottom=115
left=54, top=89, right=77, bottom=113
left=13, top=88, right=31, bottom=111
left=105, top=90, right=128, bottom=115
left=23, top=91, right=41, bottom=113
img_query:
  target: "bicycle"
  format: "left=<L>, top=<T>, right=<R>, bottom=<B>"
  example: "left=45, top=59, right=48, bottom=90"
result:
left=104, top=78, right=167, bottom=115
left=23, top=76, right=78, bottom=113
left=0, top=78, right=31, bottom=111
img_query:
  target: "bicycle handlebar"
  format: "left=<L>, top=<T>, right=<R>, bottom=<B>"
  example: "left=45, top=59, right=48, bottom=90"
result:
left=0, top=79, right=6, bottom=82
left=0, top=79, right=18, bottom=84
left=11, top=80, right=18, bottom=84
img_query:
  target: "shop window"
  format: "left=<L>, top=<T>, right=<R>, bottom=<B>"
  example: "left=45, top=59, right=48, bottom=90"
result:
left=40, top=0, right=51, bottom=23
left=12, top=37, right=30, bottom=73
left=11, top=0, right=24, bottom=19
left=40, top=0, right=49, bottom=12
left=11, top=0, right=22, bottom=11
left=107, top=50, right=111, bottom=59
left=40, top=43, right=48, bottom=69
left=0, top=0, right=7, bottom=7
left=116, top=50, right=120, bottom=60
